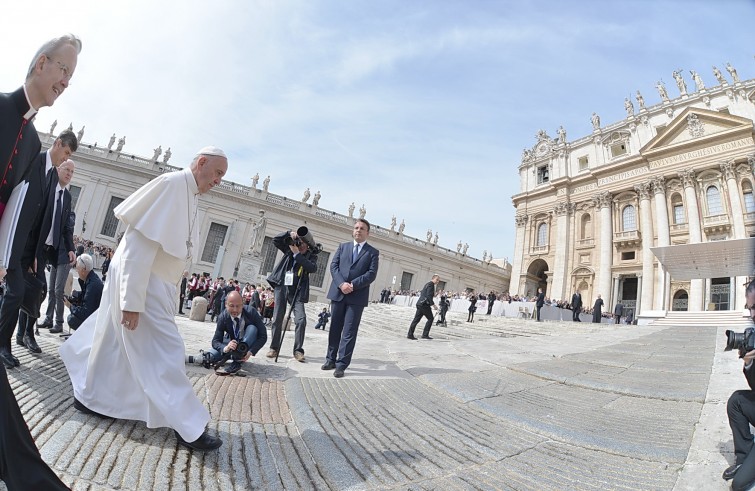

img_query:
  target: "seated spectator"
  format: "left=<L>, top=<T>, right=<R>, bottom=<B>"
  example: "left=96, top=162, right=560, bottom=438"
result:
left=63, top=254, right=104, bottom=331
left=207, top=291, right=267, bottom=375
left=314, top=308, right=330, bottom=330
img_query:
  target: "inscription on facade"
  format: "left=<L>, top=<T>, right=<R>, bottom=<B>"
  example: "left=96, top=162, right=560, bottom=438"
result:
left=648, top=137, right=753, bottom=169
left=597, top=167, right=650, bottom=186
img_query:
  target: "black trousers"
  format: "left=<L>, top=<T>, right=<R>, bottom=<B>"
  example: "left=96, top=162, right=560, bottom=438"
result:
left=728, top=389, right=755, bottom=490
left=408, top=305, right=433, bottom=337
left=0, top=364, right=69, bottom=490
left=0, top=268, right=25, bottom=351
left=436, top=308, right=447, bottom=325
left=572, top=309, right=581, bottom=322
left=536, top=305, right=543, bottom=321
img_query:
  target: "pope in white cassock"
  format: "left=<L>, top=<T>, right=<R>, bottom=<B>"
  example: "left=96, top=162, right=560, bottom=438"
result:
left=60, top=146, right=228, bottom=451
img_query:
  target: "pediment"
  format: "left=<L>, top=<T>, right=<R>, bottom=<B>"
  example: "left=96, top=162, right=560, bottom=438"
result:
left=640, top=107, right=753, bottom=155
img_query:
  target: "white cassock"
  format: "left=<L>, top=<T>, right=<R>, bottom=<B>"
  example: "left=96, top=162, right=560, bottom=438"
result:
left=60, top=168, right=209, bottom=442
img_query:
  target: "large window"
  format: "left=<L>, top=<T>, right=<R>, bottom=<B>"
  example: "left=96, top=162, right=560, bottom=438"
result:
left=100, top=196, right=124, bottom=237
left=580, top=214, right=592, bottom=239
left=622, top=205, right=636, bottom=231
left=536, top=223, right=548, bottom=246
left=400, top=272, right=413, bottom=292
left=743, top=181, right=755, bottom=213
left=200, top=222, right=228, bottom=263
left=310, top=251, right=331, bottom=288
left=671, top=193, right=685, bottom=224
left=706, top=185, right=723, bottom=215
left=259, top=237, right=277, bottom=276
left=69, top=185, right=81, bottom=212
left=536, top=166, right=549, bottom=184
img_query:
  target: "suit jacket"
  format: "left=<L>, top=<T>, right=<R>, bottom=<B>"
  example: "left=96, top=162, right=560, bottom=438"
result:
left=50, top=190, right=75, bottom=266
left=417, top=281, right=436, bottom=307
left=266, top=230, right=318, bottom=302
left=251, top=290, right=261, bottom=310
left=327, top=241, right=379, bottom=306
left=614, top=303, right=624, bottom=316
left=571, top=293, right=583, bottom=310
left=68, top=271, right=104, bottom=328
left=211, top=305, right=267, bottom=356
left=180, top=277, right=188, bottom=298
left=536, top=292, right=545, bottom=307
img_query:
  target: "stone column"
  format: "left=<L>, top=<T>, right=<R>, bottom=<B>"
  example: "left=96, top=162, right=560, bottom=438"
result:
left=721, top=161, right=746, bottom=238
left=635, top=182, right=655, bottom=315
left=511, top=214, right=528, bottom=295
left=594, top=191, right=613, bottom=302
left=550, top=202, right=573, bottom=302
left=612, top=275, right=621, bottom=312
left=651, top=177, right=670, bottom=310
left=679, top=170, right=703, bottom=311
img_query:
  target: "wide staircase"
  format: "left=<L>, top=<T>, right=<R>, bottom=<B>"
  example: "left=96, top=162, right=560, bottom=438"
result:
left=651, top=310, right=751, bottom=329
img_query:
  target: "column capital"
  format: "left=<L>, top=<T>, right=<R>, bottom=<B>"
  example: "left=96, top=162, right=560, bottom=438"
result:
left=720, top=160, right=737, bottom=181
left=592, top=191, right=613, bottom=210
left=553, top=201, right=576, bottom=216
left=515, top=214, right=529, bottom=227
left=678, top=169, right=696, bottom=189
left=748, top=154, right=755, bottom=174
left=634, top=181, right=652, bottom=201
left=650, top=176, right=666, bottom=196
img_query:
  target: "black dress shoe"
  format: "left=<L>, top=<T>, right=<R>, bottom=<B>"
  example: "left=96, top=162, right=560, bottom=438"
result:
left=37, top=320, right=53, bottom=329
left=421, top=335, right=433, bottom=340
left=0, top=350, right=15, bottom=369
left=73, top=398, right=113, bottom=419
left=407, top=335, right=418, bottom=340
left=723, top=463, right=741, bottom=480
left=23, top=335, right=41, bottom=354
left=15, top=337, right=25, bottom=347
left=321, top=361, right=336, bottom=370
left=175, top=430, right=222, bottom=451
left=49, top=326, right=63, bottom=334
left=334, top=368, right=345, bottom=378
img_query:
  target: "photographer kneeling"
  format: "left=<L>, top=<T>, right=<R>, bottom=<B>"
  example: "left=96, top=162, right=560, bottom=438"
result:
left=208, top=291, right=267, bottom=375
left=63, top=254, right=104, bottom=332
left=724, top=279, right=755, bottom=489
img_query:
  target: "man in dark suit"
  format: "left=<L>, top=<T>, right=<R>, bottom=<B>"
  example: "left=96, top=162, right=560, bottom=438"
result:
left=322, top=219, right=379, bottom=378
left=487, top=291, right=496, bottom=315
left=266, top=228, right=318, bottom=362
left=206, top=291, right=267, bottom=375
left=36, top=158, right=77, bottom=336
left=64, top=253, right=103, bottom=331
left=614, top=303, right=624, bottom=324
left=0, top=32, right=81, bottom=491
left=571, top=291, right=583, bottom=322
left=535, top=287, right=545, bottom=322
left=407, top=274, right=440, bottom=340
left=250, top=283, right=262, bottom=313
left=178, top=270, right=188, bottom=314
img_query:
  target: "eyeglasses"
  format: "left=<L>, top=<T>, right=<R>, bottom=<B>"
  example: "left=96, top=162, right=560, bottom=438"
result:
left=45, top=55, right=72, bottom=81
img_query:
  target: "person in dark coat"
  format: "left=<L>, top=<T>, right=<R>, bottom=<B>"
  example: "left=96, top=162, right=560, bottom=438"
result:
left=467, top=293, right=477, bottom=322
left=436, top=293, right=449, bottom=326
left=406, top=274, right=440, bottom=340
left=486, top=291, right=496, bottom=315
left=178, top=270, right=188, bottom=314
left=535, top=288, right=545, bottom=322
left=592, top=294, right=604, bottom=323
left=571, top=291, right=583, bottom=322
left=614, top=303, right=624, bottom=324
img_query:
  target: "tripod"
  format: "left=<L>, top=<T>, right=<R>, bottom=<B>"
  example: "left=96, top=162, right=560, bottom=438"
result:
left=274, top=274, right=304, bottom=363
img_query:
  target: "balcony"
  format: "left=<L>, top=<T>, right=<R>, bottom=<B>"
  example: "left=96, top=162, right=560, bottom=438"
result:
left=531, top=245, right=549, bottom=256
left=576, top=238, right=595, bottom=249
left=669, top=222, right=688, bottom=236
left=745, top=211, right=755, bottom=224
left=702, top=214, right=731, bottom=235
left=613, top=229, right=641, bottom=249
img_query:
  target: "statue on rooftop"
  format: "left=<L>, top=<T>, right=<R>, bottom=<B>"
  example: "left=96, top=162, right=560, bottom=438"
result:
left=107, top=133, right=116, bottom=150
left=263, top=175, right=270, bottom=192
left=162, top=147, right=172, bottom=163
left=726, top=62, right=740, bottom=83
left=591, top=112, right=600, bottom=130
left=116, top=136, right=126, bottom=152
left=672, top=70, right=687, bottom=96
left=312, top=191, right=321, bottom=206
left=656, top=81, right=669, bottom=102
left=635, top=90, right=646, bottom=111
left=712, top=66, right=727, bottom=85
left=49, top=120, right=57, bottom=135
left=251, top=173, right=259, bottom=189
left=624, top=98, right=634, bottom=118
left=690, top=70, right=705, bottom=91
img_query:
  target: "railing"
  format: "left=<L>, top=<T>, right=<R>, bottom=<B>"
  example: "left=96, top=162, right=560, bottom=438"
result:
left=703, top=214, right=730, bottom=227
left=314, top=209, right=348, bottom=224
left=613, top=230, right=641, bottom=241
left=576, top=238, right=594, bottom=248
left=265, top=194, right=299, bottom=209
left=670, top=222, right=688, bottom=233
left=531, top=245, right=548, bottom=255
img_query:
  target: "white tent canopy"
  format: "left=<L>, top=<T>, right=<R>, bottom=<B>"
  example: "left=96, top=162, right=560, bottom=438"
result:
left=650, top=238, right=755, bottom=280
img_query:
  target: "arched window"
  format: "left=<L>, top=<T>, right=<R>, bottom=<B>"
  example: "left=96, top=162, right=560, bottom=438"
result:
left=706, top=185, right=723, bottom=215
left=580, top=214, right=592, bottom=239
left=622, top=205, right=636, bottom=231
left=536, top=223, right=548, bottom=246
left=743, top=180, right=755, bottom=213
left=671, top=193, right=685, bottom=224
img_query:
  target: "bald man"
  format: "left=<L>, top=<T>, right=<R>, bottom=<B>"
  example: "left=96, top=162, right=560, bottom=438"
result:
left=206, top=291, right=267, bottom=375
left=60, top=147, right=228, bottom=451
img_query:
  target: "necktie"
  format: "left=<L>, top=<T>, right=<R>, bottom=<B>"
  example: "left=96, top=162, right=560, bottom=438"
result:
left=52, top=190, right=63, bottom=249
left=352, top=244, right=359, bottom=263
left=233, top=317, right=240, bottom=339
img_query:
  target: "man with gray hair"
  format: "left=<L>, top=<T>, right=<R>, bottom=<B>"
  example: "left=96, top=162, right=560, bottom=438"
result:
left=61, top=146, right=228, bottom=451
left=0, top=32, right=82, bottom=491
left=64, top=253, right=103, bottom=331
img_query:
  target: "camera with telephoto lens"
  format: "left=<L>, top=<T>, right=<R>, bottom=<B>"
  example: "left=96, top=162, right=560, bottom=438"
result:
left=235, top=341, right=249, bottom=355
left=186, top=350, right=213, bottom=369
left=725, top=327, right=755, bottom=358
left=284, top=236, right=302, bottom=247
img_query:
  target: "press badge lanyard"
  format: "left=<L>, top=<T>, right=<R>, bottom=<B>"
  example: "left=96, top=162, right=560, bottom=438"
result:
left=285, top=255, right=302, bottom=286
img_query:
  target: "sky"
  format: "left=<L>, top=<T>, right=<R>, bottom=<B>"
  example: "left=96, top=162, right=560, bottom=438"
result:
left=2, top=0, right=754, bottom=262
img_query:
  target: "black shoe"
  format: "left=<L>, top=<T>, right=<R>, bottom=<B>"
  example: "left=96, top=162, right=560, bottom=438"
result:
left=0, top=349, right=15, bottom=369
left=49, top=326, right=63, bottom=334
left=224, top=361, right=242, bottom=375
left=334, top=368, right=345, bottom=378
left=421, top=335, right=433, bottom=340
left=407, top=335, right=418, bottom=340
left=321, top=361, right=336, bottom=370
left=23, top=335, right=41, bottom=354
left=175, top=430, right=222, bottom=451
left=37, top=320, right=53, bottom=329
left=73, top=398, right=113, bottom=419
left=723, top=463, right=741, bottom=481
left=15, top=337, right=25, bottom=347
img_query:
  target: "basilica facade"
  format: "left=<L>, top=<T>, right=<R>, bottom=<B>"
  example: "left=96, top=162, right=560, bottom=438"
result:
left=41, top=134, right=511, bottom=303
left=511, top=69, right=755, bottom=318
